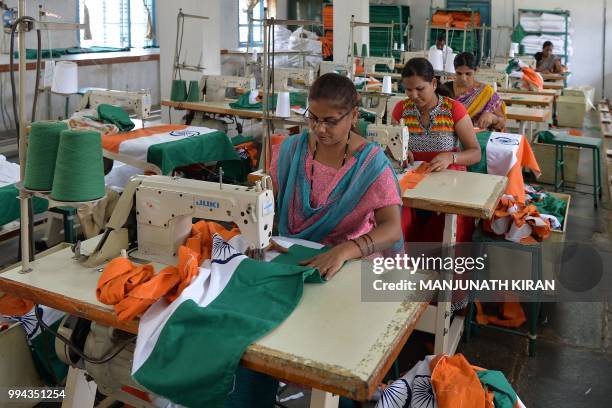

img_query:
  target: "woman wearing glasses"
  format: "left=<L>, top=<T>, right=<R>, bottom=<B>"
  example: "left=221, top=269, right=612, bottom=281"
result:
left=269, top=73, right=403, bottom=280
left=391, top=57, right=481, bottom=243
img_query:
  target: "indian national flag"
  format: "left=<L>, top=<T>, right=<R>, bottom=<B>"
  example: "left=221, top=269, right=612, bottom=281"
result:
left=131, top=234, right=324, bottom=408
left=470, top=132, right=541, bottom=203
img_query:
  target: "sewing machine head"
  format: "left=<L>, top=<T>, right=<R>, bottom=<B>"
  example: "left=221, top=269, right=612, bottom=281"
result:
left=362, top=57, right=395, bottom=74
left=85, top=175, right=274, bottom=266
left=318, top=61, right=352, bottom=77
left=365, top=123, right=409, bottom=166
left=273, top=67, right=314, bottom=91
left=202, top=75, right=253, bottom=102
left=79, top=88, right=152, bottom=119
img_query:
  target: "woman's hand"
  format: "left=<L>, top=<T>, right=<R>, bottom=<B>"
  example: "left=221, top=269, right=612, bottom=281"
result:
left=400, top=150, right=415, bottom=168
left=429, top=152, right=454, bottom=172
left=477, top=112, right=498, bottom=130
left=245, top=239, right=288, bottom=258
left=299, top=243, right=352, bottom=280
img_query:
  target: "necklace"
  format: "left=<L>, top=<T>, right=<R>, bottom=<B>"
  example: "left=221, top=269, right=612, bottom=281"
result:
left=310, top=131, right=352, bottom=191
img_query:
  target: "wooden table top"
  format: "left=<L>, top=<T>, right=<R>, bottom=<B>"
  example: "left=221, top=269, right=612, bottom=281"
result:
left=0, top=239, right=428, bottom=401
left=499, top=92, right=555, bottom=107
left=401, top=169, right=507, bottom=219
left=506, top=106, right=552, bottom=123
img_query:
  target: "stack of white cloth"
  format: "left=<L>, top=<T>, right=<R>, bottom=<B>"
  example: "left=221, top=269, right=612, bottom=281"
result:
left=521, top=34, right=573, bottom=57
left=519, top=12, right=571, bottom=33
left=0, top=155, right=20, bottom=187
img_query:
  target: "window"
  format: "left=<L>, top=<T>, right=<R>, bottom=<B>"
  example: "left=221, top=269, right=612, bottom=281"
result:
left=78, top=0, right=156, bottom=48
left=238, top=0, right=266, bottom=47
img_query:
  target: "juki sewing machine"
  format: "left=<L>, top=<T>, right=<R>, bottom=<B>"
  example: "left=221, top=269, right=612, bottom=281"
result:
left=78, top=88, right=152, bottom=120
left=317, top=61, right=353, bottom=77
left=85, top=174, right=275, bottom=266
left=365, top=123, right=409, bottom=168
left=201, top=75, right=252, bottom=103
left=361, top=56, right=395, bottom=76
left=273, top=67, right=314, bottom=91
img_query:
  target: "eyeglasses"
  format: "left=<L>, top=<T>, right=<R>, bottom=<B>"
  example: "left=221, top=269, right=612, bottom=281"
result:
left=303, top=108, right=354, bottom=129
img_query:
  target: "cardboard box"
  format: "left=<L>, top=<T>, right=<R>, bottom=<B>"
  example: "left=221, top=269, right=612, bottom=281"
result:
left=556, top=95, right=587, bottom=128
left=564, top=86, right=595, bottom=111
left=532, top=142, right=580, bottom=188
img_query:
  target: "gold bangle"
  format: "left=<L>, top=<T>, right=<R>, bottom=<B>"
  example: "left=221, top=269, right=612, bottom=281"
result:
left=349, top=239, right=365, bottom=257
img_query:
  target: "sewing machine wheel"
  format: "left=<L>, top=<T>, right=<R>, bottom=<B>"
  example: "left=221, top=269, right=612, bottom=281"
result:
left=55, top=315, right=91, bottom=367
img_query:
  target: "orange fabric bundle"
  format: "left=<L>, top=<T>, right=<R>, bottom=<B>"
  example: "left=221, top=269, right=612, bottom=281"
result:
left=432, top=12, right=454, bottom=26
left=399, top=162, right=431, bottom=192
left=505, top=136, right=541, bottom=204
left=483, top=197, right=552, bottom=244
left=97, top=258, right=154, bottom=305
left=475, top=297, right=527, bottom=328
left=235, top=141, right=259, bottom=168
left=521, top=67, right=544, bottom=91
left=114, top=267, right=182, bottom=322
left=430, top=354, right=486, bottom=408
left=97, top=220, right=241, bottom=321
left=0, top=293, right=34, bottom=316
left=323, top=5, right=333, bottom=29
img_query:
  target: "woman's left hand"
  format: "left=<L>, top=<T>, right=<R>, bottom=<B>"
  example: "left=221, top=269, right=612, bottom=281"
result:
left=429, top=152, right=454, bottom=172
left=299, top=245, right=351, bottom=280
left=477, top=112, right=498, bottom=130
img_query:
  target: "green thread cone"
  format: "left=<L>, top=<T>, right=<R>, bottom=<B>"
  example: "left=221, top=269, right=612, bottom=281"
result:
left=51, top=129, right=105, bottom=202
left=170, top=79, right=187, bottom=102
left=186, top=80, right=200, bottom=102
left=353, top=42, right=358, bottom=56
left=361, top=43, right=368, bottom=57
left=24, top=121, right=68, bottom=191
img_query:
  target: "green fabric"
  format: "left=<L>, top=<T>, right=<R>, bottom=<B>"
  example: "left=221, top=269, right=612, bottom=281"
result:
left=231, top=135, right=255, bottom=146
left=147, top=130, right=240, bottom=175
left=0, top=184, right=48, bottom=226
left=14, top=46, right=130, bottom=59
left=476, top=370, right=518, bottom=408
left=468, top=131, right=492, bottom=174
left=132, top=244, right=325, bottom=408
left=359, top=108, right=377, bottom=123
left=511, top=24, right=527, bottom=44
left=536, top=130, right=556, bottom=144
left=30, top=319, right=68, bottom=386
left=533, top=193, right=567, bottom=227
left=220, top=135, right=258, bottom=183
left=357, top=119, right=369, bottom=136
left=97, top=104, right=135, bottom=131
left=228, top=92, right=307, bottom=110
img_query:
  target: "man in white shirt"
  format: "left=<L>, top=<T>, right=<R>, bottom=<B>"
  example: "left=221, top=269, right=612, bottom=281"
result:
left=430, top=35, right=452, bottom=54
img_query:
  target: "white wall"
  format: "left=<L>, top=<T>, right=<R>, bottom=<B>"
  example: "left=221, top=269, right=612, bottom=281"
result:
left=333, top=0, right=369, bottom=63
left=156, top=0, right=221, bottom=122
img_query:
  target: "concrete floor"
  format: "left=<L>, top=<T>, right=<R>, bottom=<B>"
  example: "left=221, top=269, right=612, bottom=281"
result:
left=6, top=113, right=611, bottom=407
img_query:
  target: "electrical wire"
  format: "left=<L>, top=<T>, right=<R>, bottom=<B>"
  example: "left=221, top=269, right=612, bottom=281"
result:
left=9, top=16, right=42, bottom=138
left=34, top=305, right=136, bottom=365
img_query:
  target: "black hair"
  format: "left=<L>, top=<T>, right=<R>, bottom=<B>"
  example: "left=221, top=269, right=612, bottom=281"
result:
left=453, top=52, right=479, bottom=70
left=400, top=58, right=451, bottom=97
left=308, top=73, right=359, bottom=111
left=542, top=41, right=553, bottom=49
left=436, top=35, right=446, bottom=42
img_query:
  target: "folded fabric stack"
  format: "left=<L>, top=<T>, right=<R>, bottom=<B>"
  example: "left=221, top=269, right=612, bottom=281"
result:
left=519, top=12, right=570, bottom=33
left=521, top=35, right=573, bottom=56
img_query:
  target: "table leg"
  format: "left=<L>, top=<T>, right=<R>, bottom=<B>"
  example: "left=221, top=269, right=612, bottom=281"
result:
left=434, top=213, right=457, bottom=355
left=310, top=389, right=339, bottom=408
left=519, top=121, right=527, bottom=137
left=62, top=366, right=97, bottom=408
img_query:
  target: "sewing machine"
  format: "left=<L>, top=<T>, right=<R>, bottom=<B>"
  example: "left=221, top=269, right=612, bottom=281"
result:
left=365, top=123, right=409, bottom=166
left=273, top=67, right=314, bottom=91
left=318, top=61, right=352, bottom=77
left=201, top=75, right=252, bottom=103
left=362, top=57, right=395, bottom=76
left=85, top=175, right=274, bottom=266
left=78, top=88, right=152, bottom=120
